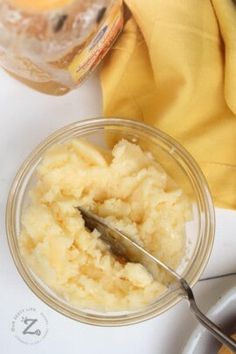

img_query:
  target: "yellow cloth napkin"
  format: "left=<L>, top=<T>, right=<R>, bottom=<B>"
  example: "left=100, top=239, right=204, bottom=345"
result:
left=100, top=0, right=236, bottom=209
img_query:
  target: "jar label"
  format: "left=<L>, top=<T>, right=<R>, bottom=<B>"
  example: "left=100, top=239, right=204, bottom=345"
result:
left=68, top=2, right=123, bottom=84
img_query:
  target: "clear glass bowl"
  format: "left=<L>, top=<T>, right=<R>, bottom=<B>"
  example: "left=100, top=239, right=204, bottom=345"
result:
left=6, top=118, right=215, bottom=326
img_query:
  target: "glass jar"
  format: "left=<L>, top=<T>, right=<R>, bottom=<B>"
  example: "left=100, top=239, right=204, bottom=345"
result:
left=0, top=0, right=123, bottom=95
left=6, top=118, right=215, bottom=326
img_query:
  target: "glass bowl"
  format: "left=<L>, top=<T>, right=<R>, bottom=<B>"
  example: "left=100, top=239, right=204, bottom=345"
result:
left=6, top=118, right=215, bottom=326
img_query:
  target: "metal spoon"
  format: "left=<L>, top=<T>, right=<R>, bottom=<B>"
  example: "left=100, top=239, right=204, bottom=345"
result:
left=77, top=207, right=236, bottom=353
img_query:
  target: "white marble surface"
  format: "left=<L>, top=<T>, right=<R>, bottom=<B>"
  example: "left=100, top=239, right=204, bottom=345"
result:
left=0, top=69, right=235, bottom=354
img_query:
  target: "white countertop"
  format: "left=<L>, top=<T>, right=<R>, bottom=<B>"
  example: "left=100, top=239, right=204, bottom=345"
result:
left=0, top=69, right=236, bottom=354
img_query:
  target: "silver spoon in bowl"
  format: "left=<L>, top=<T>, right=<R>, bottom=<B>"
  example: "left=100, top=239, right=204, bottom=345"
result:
left=77, top=206, right=236, bottom=352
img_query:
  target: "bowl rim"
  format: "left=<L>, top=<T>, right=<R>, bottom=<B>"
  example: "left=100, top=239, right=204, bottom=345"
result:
left=5, top=117, right=215, bottom=326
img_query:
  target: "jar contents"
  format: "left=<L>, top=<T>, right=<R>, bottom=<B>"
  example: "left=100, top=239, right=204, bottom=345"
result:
left=0, top=0, right=123, bottom=95
left=19, top=139, right=191, bottom=311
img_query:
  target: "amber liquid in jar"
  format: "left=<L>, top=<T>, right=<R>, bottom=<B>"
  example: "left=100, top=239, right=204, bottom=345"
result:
left=0, top=0, right=123, bottom=95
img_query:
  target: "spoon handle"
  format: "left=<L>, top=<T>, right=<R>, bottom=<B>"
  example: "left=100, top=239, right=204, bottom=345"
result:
left=181, top=279, right=236, bottom=352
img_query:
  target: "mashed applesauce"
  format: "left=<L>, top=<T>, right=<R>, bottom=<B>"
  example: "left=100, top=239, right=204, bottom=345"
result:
left=19, top=139, right=191, bottom=311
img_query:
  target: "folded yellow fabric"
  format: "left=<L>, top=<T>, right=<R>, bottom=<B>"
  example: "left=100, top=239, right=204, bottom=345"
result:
left=100, top=0, right=236, bottom=209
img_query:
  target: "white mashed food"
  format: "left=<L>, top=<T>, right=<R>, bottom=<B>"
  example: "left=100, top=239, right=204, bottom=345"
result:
left=19, top=139, right=191, bottom=311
